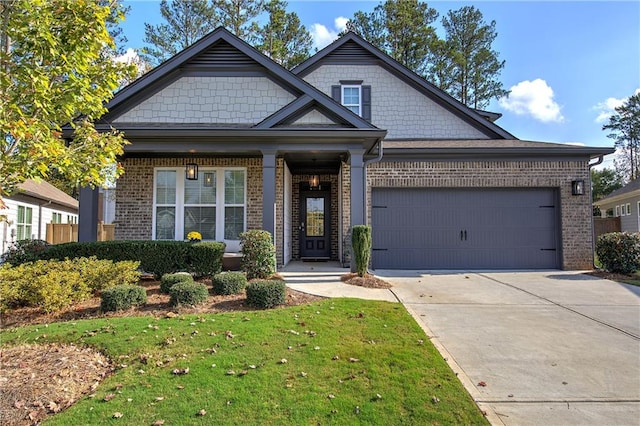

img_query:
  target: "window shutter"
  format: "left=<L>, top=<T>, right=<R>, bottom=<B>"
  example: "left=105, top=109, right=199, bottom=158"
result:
left=331, top=85, right=341, bottom=102
left=362, top=85, right=372, bottom=121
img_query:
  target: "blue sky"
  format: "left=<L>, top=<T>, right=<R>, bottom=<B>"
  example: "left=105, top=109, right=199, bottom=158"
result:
left=119, top=1, right=640, bottom=169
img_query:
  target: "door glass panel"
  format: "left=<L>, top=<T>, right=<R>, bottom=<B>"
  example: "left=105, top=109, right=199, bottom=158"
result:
left=306, top=197, right=324, bottom=237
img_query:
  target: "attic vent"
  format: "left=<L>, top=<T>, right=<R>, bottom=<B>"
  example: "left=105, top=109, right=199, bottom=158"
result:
left=325, top=40, right=377, bottom=62
left=186, top=40, right=259, bottom=68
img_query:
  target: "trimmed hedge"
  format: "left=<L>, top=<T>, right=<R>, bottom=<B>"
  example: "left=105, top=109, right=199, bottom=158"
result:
left=169, top=282, right=209, bottom=307
left=596, top=232, right=640, bottom=274
left=38, top=240, right=225, bottom=278
left=240, top=230, right=276, bottom=280
left=160, top=272, right=194, bottom=294
left=352, top=225, right=372, bottom=277
left=101, top=285, right=147, bottom=312
left=246, top=280, right=286, bottom=309
left=212, top=271, right=247, bottom=295
left=0, top=239, right=49, bottom=265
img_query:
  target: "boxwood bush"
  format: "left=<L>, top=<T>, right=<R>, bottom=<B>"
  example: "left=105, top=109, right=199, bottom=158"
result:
left=189, top=242, right=225, bottom=277
left=246, top=280, right=286, bottom=309
left=212, top=271, right=247, bottom=295
left=101, top=285, right=147, bottom=312
left=169, top=282, right=209, bottom=307
left=240, top=230, right=276, bottom=280
left=160, top=272, right=194, bottom=294
left=596, top=232, right=640, bottom=274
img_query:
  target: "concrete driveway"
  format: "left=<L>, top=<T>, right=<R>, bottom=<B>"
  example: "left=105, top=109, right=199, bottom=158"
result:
left=375, top=270, right=640, bottom=426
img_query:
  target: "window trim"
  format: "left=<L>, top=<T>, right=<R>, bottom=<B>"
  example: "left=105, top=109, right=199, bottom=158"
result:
left=341, top=85, right=361, bottom=116
left=626, top=203, right=631, bottom=216
left=152, top=167, right=247, bottom=246
left=16, top=205, right=33, bottom=240
left=615, top=205, right=620, bottom=217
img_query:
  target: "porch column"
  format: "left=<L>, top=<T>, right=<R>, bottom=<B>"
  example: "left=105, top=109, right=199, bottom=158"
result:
left=78, top=186, right=99, bottom=242
left=262, top=150, right=277, bottom=238
left=349, top=149, right=366, bottom=227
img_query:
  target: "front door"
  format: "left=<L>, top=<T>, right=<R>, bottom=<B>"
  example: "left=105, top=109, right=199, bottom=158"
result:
left=300, top=190, right=331, bottom=259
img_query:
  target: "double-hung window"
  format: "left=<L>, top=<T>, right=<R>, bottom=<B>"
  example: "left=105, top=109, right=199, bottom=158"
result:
left=153, top=168, right=246, bottom=246
left=341, top=85, right=361, bottom=115
left=16, top=205, right=33, bottom=240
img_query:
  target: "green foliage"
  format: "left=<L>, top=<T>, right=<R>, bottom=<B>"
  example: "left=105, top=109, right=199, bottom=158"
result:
left=255, top=0, right=312, bottom=68
left=39, top=240, right=224, bottom=279
left=351, top=225, right=372, bottom=277
left=592, top=168, right=624, bottom=202
left=0, top=239, right=49, bottom=265
left=596, top=232, right=640, bottom=274
left=240, top=230, right=276, bottom=280
left=0, top=0, right=135, bottom=202
left=603, top=93, right=640, bottom=181
left=216, top=0, right=265, bottom=40
left=0, top=257, right=139, bottom=313
left=189, top=241, right=225, bottom=277
left=100, top=285, right=147, bottom=312
left=245, top=280, right=286, bottom=308
left=160, top=272, right=194, bottom=294
left=169, top=281, right=209, bottom=307
left=212, top=271, right=247, bottom=295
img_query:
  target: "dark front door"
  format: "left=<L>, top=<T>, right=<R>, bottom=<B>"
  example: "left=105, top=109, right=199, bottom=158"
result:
left=300, top=190, right=331, bottom=259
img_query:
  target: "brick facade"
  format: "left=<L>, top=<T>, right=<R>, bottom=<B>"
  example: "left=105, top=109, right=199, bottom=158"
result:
left=366, top=160, right=593, bottom=269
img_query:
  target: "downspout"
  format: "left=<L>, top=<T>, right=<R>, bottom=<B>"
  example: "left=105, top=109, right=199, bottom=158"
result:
left=363, top=139, right=384, bottom=226
left=38, top=200, right=52, bottom=240
left=589, top=155, right=605, bottom=269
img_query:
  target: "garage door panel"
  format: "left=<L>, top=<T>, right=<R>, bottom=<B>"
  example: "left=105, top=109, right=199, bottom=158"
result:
left=371, top=188, right=559, bottom=269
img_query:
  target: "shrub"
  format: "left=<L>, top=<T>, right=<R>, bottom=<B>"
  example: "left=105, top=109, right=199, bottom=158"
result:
left=212, top=272, right=247, bottom=295
left=101, top=285, right=147, bottom=312
left=189, top=241, right=225, bottom=277
left=596, top=232, right=640, bottom=274
left=246, top=280, right=286, bottom=309
left=0, top=239, right=49, bottom=265
left=72, top=257, right=140, bottom=294
left=160, top=272, right=194, bottom=294
left=351, top=225, right=372, bottom=277
left=240, top=230, right=276, bottom=280
left=169, top=282, right=209, bottom=307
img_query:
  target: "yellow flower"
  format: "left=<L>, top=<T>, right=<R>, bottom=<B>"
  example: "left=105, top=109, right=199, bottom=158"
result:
left=187, top=231, right=202, bottom=241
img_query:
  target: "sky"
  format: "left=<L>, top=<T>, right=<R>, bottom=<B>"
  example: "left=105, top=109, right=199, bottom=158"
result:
left=118, top=1, right=640, bottom=170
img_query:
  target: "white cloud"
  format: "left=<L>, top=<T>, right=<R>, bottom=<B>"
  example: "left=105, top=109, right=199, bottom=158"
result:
left=498, top=79, right=564, bottom=123
left=114, top=48, right=140, bottom=64
left=310, top=17, right=348, bottom=50
left=593, top=88, right=640, bottom=123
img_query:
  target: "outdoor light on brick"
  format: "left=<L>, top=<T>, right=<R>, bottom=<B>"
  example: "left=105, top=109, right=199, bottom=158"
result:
left=571, top=179, right=585, bottom=196
left=186, top=163, right=198, bottom=180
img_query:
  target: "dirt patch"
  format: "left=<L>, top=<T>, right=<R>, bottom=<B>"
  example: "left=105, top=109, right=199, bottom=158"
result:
left=586, top=269, right=640, bottom=285
left=0, top=343, right=111, bottom=426
left=341, top=273, right=393, bottom=289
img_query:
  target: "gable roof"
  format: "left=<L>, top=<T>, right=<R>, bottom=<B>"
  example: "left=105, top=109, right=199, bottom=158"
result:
left=99, top=27, right=379, bottom=132
left=594, top=178, right=640, bottom=205
left=13, top=180, right=78, bottom=210
left=292, top=32, right=515, bottom=140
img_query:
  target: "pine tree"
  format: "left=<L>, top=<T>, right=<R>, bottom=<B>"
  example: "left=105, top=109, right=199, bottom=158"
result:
left=603, top=93, right=640, bottom=181
left=215, top=0, right=264, bottom=41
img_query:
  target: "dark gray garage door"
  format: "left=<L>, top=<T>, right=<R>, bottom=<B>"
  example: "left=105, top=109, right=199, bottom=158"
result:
left=371, top=188, right=560, bottom=269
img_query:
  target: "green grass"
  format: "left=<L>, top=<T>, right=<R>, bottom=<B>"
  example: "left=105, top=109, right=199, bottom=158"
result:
left=1, top=299, right=487, bottom=425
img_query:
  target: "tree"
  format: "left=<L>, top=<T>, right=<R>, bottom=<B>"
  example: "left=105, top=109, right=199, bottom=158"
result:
left=431, top=5, right=507, bottom=109
left=142, top=0, right=218, bottom=65
left=346, top=0, right=439, bottom=74
left=603, top=92, right=640, bottom=182
left=215, top=0, right=264, bottom=41
left=254, top=0, right=312, bottom=69
left=591, top=168, right=624, bottom=216
left=0, top=0, right=135, bottom=207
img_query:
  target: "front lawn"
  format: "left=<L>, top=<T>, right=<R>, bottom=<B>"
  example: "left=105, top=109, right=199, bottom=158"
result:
left=1, top=299, right=487, bottom=425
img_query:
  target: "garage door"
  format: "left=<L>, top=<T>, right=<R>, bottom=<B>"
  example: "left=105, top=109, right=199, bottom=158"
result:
left=371, top=188, right=560, bottom=269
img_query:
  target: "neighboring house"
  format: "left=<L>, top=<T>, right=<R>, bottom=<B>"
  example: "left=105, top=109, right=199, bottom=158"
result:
left=594, top=179, right=640, bottom=233
left=70, top=28, right=613, bottom=270
left=0, top=180, right=79, bottom=254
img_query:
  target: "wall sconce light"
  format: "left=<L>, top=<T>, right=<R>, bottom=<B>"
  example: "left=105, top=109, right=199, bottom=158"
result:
left=309, top=175, right=320, bottom=190
left=571, top=179, right=585, bottom=196
left=185, top=163, right=198, bottom=181
left=203, top=172, right=214, bottom=187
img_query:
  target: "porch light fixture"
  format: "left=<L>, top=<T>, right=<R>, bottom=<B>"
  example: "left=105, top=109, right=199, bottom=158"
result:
left=571, top=179, right=585, bottom=196
left=309, top=174, right=320, bottom=190
left=203, top=172, right=214, bottom=187
left=185, top=163, right=198, bottom=181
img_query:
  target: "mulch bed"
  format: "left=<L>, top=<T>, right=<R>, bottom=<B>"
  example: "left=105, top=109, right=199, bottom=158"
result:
left=586, top=269, right=640, bottom=284
left=341, top=272, right=393, bottom=289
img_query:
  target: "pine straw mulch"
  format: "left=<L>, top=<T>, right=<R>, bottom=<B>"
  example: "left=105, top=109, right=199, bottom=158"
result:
left=0, top=278, right=325, bottom=426
left=341, top=272, right=393, bottom=289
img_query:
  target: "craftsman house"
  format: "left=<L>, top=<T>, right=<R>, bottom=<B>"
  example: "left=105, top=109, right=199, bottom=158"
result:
left=74, top=27, right=613, bottom=270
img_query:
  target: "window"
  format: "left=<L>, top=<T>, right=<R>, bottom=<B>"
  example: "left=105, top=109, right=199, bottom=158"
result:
left=51, top=212, right=62, bottom=223
left=153, top=168, right=246, bottom=243
left=621, top=204, right=627, bottom=216
left=16, top=205, right=33, bottom=240
left=341, top=85, right=361, bottom=115
left=67, top=215, right=77, bottom=224
left=615, top=205, right=620, bottom=217
left=626, top=203, right=631, bottom=216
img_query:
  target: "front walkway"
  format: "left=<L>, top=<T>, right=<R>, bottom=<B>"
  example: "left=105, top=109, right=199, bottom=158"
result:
left=280, top=261, right=397, bottom=302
